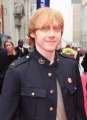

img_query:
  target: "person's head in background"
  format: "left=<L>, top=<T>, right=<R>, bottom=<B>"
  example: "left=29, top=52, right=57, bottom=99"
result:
left=18, top=39, right=24, bottom=48
left=28, top=7, right=64, bottom=57
left=4, top=38, right=16, bottom=56
left=81, top=52, right=87, bottom=72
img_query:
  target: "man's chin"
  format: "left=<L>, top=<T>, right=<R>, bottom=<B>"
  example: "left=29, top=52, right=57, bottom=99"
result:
left=45, top=48, right=55, bottom=53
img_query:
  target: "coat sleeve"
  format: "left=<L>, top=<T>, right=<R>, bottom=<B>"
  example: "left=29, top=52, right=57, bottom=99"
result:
left=74, top=62, right=86, bottom=120
left=0, top=67, right=20, bottom=120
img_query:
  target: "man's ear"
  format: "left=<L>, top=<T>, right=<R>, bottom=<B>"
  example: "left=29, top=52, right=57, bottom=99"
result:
left=30, top=32, right=35, bottom=38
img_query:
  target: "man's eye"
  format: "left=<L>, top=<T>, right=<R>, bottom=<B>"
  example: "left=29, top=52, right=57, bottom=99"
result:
left=53, top=27, right=61, bottom=32
left=41, top=27, right=49, bottom=31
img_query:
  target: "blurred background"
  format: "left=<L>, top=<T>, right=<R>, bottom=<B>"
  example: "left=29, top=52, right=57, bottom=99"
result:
left=0, top=0, right=87, bottom=51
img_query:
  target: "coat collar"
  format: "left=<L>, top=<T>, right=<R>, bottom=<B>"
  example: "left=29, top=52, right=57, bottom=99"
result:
left=32, top=48, right=60, bottom=68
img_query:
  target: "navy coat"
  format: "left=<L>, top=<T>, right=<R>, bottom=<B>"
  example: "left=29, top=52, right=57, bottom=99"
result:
left=0, top=49, right=86, bottom=120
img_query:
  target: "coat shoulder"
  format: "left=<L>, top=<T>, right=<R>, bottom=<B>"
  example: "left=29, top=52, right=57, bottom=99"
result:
left=9, top=54, right=31, bottom=69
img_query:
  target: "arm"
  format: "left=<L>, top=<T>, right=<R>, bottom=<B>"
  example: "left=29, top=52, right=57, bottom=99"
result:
left=75, top=62, right=86, bottom=120
left=0, top=67, right=20, bottom=120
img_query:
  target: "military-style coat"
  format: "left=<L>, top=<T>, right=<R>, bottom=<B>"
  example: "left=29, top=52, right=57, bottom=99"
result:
left=0, top=49, right=86, bottom=120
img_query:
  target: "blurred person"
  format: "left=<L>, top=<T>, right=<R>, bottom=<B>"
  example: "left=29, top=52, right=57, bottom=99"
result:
left=0, top=7, right=86, bottom=120
left=61, top=46, right=77, bottom=59
left=0, top=36, right=8, bottom=93
left=77, top=48, right=85, bottom=74
left=81, top=52, right=87, bottom=72
left=15, top=39, right=28, bottom=58
left=76, top=47, right=84, bottom=63
left=0, top=38, right=18, bottom=93
left=81, top=52, right=87, bottom=117
left=4, top=39, right=18, bottom=67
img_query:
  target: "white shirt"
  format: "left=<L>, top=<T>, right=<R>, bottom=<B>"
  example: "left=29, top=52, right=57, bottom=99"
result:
left=56, top=80, right=67, bottom=120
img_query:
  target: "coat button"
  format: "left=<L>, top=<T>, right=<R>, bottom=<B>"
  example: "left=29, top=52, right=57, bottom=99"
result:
left=11, top=62, right=15, bottom=66
left=26, top=55, right=30, bottom=59
left=56, top=58, right=60, bottom=63
left=31, top=92, right=35, bottom=96
left=50, top=89, right=54, bottom=94
left=38, top=58, right=45, bottom=64
left=48, top=72, right=52, bottom=77
left=49, top=106, right=54, bottom=111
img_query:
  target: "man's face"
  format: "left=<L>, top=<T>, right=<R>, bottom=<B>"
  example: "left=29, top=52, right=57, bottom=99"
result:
left=33, top=26, right=62, bottom=53
left=18, top=41, right=23, bottom=48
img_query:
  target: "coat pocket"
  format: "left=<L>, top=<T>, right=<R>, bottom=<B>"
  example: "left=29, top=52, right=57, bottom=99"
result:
left=20, top=87, right=47, bottom=98
left=65, top=80, right=77, bottom=95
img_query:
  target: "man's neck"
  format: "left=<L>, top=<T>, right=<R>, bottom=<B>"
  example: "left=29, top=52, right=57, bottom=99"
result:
left=36, top=47, right=55, bottom=62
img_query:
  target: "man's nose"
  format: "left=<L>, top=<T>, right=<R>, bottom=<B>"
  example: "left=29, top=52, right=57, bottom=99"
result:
left=48, top=28, right=55, bottom=36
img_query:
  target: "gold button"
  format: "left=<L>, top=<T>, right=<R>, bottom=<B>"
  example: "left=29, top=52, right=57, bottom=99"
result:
left=38, top=58, right=45, bottom=64
left=50, top=89, right=54, bottom=94
left=31, top=92, right=35, bottom=96
left=48, top=72, right=52, bottom=77
left=49, top=106, right=54, bottom=111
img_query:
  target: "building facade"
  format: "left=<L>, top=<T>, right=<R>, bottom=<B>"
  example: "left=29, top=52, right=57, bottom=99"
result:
left=72, top=0, right=87, bottom=51
left=2, top=0, right=36, bottom=45
left=80, top=0, right=87, bottom=51
left=1, top=0, right=87, bottom=50
left=0, top=0, right=4, bottom=33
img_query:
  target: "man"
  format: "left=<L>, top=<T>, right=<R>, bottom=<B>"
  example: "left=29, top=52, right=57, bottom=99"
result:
left=0, top=7, right=86, bottom=120
left=15, top=39, right=28, bottom=58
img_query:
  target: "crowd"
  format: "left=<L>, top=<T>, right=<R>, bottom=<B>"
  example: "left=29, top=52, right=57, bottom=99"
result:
left=0, top=7, right=87, bottom=120
left=0, top=36, right=30, bottom=93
